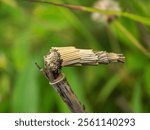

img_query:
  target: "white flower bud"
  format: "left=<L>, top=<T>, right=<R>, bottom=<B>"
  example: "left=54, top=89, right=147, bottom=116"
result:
left=91, top=0, right=121, bottom=24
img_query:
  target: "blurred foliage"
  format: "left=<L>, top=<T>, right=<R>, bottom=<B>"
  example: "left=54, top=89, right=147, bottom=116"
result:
left=0, top=0, right=150, bottom=113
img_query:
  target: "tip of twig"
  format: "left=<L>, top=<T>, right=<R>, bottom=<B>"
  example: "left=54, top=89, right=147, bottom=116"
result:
left=107, top=53, right=125, bottom=63
left=117, top=54, right=125, bottom=63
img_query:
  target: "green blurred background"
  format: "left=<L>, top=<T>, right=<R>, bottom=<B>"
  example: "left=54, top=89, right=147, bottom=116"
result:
left=0, top=0, right=150, bottom=112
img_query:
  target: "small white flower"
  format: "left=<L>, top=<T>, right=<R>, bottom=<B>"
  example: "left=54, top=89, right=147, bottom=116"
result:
left=91, top=0, right=121, bottom=24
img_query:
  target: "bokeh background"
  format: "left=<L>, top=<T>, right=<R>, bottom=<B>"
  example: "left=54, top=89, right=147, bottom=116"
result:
left=0, top=0, right=150, bottom=112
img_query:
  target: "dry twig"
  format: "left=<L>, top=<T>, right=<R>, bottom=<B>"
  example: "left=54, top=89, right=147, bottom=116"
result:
left=36, top=47, right=125, bottom=113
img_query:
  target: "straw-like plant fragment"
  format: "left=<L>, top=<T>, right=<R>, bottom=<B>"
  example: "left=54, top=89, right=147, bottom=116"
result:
left=36, top=47, right=125, bottom=113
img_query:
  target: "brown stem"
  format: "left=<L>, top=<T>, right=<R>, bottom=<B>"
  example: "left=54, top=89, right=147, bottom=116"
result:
left=35, top=49, right=85, bottom=113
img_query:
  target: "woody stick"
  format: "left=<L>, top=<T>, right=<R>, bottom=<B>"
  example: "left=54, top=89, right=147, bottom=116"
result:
left=36, top=47, right=125, bottom=113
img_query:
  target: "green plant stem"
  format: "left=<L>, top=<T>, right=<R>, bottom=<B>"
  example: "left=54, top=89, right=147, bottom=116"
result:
left=29, top=0, right=150, bottom=26
left=98, top=73, right=121, bottom=103
left=84, top=7, right=150, bottom=26
left=114, top=21, right=150, bottom=58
